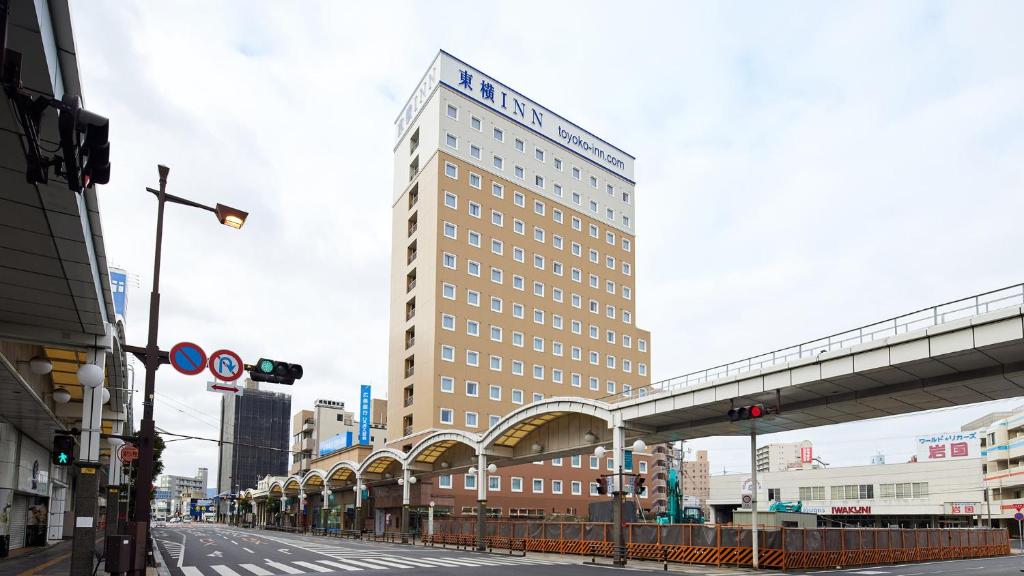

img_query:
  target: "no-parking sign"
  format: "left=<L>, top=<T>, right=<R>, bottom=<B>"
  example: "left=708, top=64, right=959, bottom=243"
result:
left=170, top=342, right=207, bottom=376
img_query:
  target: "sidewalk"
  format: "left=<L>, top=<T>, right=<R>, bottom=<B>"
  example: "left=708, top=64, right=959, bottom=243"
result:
left=0, top=539, right=75, bottom=576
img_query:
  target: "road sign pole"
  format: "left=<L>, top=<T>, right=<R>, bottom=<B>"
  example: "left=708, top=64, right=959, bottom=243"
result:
left=1019, top=518, right=1022, bottom=554
left=750, top=422, right=759, bottom=570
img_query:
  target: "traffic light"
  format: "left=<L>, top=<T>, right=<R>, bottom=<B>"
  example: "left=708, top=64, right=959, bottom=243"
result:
left=595, top=477, right=607, bottom=495
left=52, top=433, right=75, bottom=466
left=57, top=95, right=110, bottom=191
left=728, top=403, right=766, bottom=422
left=249, top=358, right=304, bottom=385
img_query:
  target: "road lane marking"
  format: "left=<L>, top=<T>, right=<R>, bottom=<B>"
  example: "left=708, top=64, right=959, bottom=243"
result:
left=293, top=561, right=333, bottom=572
left=238, top=564, right=274, bottom=575
left=316, top=559, right=364, bottom=571
left=321, top=557, right=388, bottom=569
left=264, top=559, right=304, bottom=574
left=243, top=547, right=254, bottom=553
left=211, top=566, right=244, bottom=576
left=15, top=553, right=70, bottom=576
left=181, top=568, right=205, bottom=576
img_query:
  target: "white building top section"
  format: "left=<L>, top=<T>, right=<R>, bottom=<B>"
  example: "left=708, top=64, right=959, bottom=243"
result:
left=395, top=51, right=635, bottom=182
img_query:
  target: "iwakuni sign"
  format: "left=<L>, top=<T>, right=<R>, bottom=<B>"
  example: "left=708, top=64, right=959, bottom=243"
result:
left=394, top=51, right=635, bottom=182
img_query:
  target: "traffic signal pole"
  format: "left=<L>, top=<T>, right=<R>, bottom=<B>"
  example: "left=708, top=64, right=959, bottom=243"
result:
left=750, top=422, right=759, bottom=570
left=70, top=348, right=106, bottom=575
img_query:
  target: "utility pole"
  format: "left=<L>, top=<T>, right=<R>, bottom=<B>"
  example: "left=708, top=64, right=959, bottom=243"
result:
left=750, top=423, right=759, bottom=570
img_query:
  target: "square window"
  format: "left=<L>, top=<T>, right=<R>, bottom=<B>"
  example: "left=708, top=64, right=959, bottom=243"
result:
left=623, top=238, right=632, bottom=252
left=534, top=200, right=545, bottom=215
left=571, top=217, right=582, bottom=231
left=465, top=474, right=477, bottom=490
left=492, top=182, right=504, bottom=198
left=535, top=175, right=545, bottom=188
left=493, top=155, right=504, bottom=170
left=512, top=303, right=524, bottom=318
left=512, top=389, right=524, bottom=404
left=589, top=377, right=599, bottom=390
left=441, top=313, right=454, bottom=331
left=466, top=320, right=479, bottom=336
left=445, top=132, right=458, bottom=149
left=533, top=281, right=545, bottom=297
left=469, top=201, right=481, bottom=218
left=607, top=208, right=615, bottom=220
left=534, top=227, right=545, bottom=243
left=466, top=350, right=479, bottom=366
left=552, top=369, right=563, bottom=384
left=552, top=262, right=563, bottom=276
left=535, top=148, right=545, bottom=162
left=533, top=392, right=543, bottom=402
left=534, top=254, right=545, bottom=270
left=571, top=321, right=581, bottom=335
left=512, top=332, right=524, bottom=347
left=443, top=221, right=457, bottom=239
left=494, top=127, right=504, bottom=142
left=572, top=166, right=581, bottom=180
left=447, top=104, right=458, bottom=119
left=488, top=476, right=500, bottom=491
left=590, top=175, right=598, bottom=188
left=532, top=479, right=544, bottom=493
left=552, top=480, right=563, bottom=494
left=467, top=260, right=479, bottom=276
left=571, top=373, right=581, bottom=387
left=553, top=183, right=563, bottom=197
left=440, top=376, right=454, bottom=392
left=489, top=415, right=500, bottom=427
left=606, top=380, right=616, bottom=394
left=490, top=267, right=503, bottom=284
left=554, top=158, right=563, bottom=170
left=590, top=200, right=599, bottom=213
left=468, top=231, right=480, bottom=247
left=491, top=239, right=503, bottom=254
left=491, top=210, right=503, bottom=226
left=465, top=411, right=478, bottom=428
left=607, top=183, right=614, bottom=195
left=439, top=475, right=452, bottom=489
left=467, top=290, right=480, bottom=306
left=465, top=381, right=479, bottom=397
left=572, top=192, right=581, bottom=205
left=514, top=165, right=525, bottom=179
left=513, top=275, right=524, bottom=290
left=490, top=296, right=502, bottom=312
left=471, top=116, right=482, bottom=131
left=469, top=172, right=481, bottom=189
left=533, top=309, right=545, bottom=324
left=444, top=191, right=457, bottom=208
left=442, top=283, right=455, bottom=300
left=589, top=224, right=599, bottom=238
left=515, top=138, right=525, bottom=152
left=532, top=336, right=545, bottom=352
left=571, top=481, right=582, bottom=495
left=513, top=192, right=525, bottom=207
left=440, top=408, right=454, bottom=424
left=445, top=162, right=458, bottom=179
left=489, top=385, right=502, bottom=401
left=443, top=252, right=456, bottom=269
left=489, top=355, right=502, bottom=371
left=590, top=456, right=599, bottom=469
left=511, top=477, right=523, bottom=492
left=490, top=326, right=502, bottom=342
left=511, top=360, right=523, bottom=375
left=513, top=247, right=525, bottom=262
left=514, top=219, right=525, bottom=234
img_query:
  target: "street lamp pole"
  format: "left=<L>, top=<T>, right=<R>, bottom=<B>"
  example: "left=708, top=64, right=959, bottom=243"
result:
left=126, top=165, right=247, bottom=575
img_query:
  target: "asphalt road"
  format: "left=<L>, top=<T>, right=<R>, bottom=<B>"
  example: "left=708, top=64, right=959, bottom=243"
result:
left=152, top=524, right=1024, bottom=576
left=152, top=523, right=587, bottom=576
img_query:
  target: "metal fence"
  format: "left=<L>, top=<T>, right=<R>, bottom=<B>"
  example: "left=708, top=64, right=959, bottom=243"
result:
left=427, top=521, right=1010, bottom=569
left=602, top=283, right=1024, bottom=402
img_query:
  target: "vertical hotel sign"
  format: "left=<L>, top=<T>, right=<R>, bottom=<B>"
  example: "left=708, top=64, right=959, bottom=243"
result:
left=358, top=385, right=371, bottom=445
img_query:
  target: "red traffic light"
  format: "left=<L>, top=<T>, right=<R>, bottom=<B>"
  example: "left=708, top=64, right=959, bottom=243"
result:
left=728, top=404, right=767, bottom=422
left=595, top=478, right=607, bottom=495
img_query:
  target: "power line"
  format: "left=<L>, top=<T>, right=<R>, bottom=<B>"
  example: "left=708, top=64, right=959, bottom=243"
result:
left=155, top=428, right=300, bottom=454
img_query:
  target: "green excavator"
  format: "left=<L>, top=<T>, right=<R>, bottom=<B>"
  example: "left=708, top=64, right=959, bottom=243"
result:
left=655, top=467, right=705, bottom=524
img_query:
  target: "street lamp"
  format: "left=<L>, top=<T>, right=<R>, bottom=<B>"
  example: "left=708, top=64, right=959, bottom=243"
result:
left=126, top=165, right=247, bottom=575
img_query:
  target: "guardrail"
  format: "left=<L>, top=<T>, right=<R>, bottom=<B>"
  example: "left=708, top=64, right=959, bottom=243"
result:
left=607, top=283, right=1024, bottom=401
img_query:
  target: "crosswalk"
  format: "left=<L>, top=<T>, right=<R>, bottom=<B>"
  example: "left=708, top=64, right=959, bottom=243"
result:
left=158, top=539, right=184, bottom=562
left=178, top=553, right=575, bottom=575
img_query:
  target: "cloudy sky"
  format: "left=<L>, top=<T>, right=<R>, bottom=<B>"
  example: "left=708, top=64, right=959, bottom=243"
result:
left=68, top=1, right=1024, bottom=484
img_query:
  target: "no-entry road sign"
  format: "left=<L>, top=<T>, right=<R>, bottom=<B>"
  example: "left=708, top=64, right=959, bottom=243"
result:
left=207, top=381, right=244, bottom=397
left=170, top=342, right=207, bottom=376
left=118, top=443, right=139, bottom=464
left=208, top=349, right=244, bottom=382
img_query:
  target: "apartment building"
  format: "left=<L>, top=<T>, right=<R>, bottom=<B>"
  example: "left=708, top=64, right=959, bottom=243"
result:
left=290, top=398, right=388, bottom=476
left=963, top=404, right=1024, bottom=531
left=387, top=51, right=653, bottom=518
left=755, top=440, right=814, bottom=472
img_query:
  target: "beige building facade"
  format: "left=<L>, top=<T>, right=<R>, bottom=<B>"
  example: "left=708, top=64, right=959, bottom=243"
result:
left=387, top=52, right=653, bottom=517
left=756, top=440, right=814, bottom=472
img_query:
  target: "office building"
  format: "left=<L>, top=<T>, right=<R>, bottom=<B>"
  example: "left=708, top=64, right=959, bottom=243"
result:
left=963, top=404, right=1024, bottom=531
left=387, top=51, right=652, bottom=517
left=157, top=468, right=208, bottom=517
left=217, top=380, right=291, bottom=498
left=290, top=399, right=388, bottom=476
left=755, top=440, right=814, bottom=472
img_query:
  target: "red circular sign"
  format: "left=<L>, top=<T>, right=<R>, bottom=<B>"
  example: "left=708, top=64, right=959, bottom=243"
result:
left=208, top=349, right=245, bottom=382
left=119, top=444, right=139, bottom=464
left=169, top=342, right=207, bottom=376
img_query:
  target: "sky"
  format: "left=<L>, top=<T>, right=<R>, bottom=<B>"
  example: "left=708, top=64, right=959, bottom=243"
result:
left=67, top=1, right=1024, bottom=485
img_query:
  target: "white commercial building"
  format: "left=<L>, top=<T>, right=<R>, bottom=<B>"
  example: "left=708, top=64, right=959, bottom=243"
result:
left=755, top=440, right=813, bottom=472
left=710, top=456, right=985, bottom=528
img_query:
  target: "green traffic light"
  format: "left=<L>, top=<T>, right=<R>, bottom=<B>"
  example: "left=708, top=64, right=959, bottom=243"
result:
left=258, top=359, right=274, bottom=373
left=58, top=452, right=68, bottom=464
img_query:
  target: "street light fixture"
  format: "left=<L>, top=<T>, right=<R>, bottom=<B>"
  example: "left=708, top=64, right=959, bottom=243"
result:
left=125, top=164, right=248, bottom=575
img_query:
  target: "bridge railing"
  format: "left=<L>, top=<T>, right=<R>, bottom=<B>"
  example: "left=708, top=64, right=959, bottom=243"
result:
left=613, top=283, right=1024, bottom=402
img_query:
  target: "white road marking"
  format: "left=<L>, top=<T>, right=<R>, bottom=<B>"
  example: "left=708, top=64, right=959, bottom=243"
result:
left=264, top=559, right=303, bottom=574
left=180, top=568, right=205, bottom=576
left=292, top=560, right=333, bottom=572
left=316, top=559, right=364, bottom=571
left=242, top=547, right=254, bottom=554
left=317, top=557, right=387, bottom=569
left=211, top=566, right=243, bottom=576
left=238, top=564, right=273, bottom=575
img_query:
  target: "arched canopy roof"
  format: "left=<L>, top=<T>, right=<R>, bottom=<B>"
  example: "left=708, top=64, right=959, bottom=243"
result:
left=301, top=469, right=326, bottom=490
left=406, top=430, right=481, bottom=465
left=268, top=480, right=284, bottom=494
left=325, top=460, right=360, bottom=484
left=282, top=477, right=301, bottom=492
left=480, top=397, right=614, bottom=450
left=358, top=447, right=406, bottom=475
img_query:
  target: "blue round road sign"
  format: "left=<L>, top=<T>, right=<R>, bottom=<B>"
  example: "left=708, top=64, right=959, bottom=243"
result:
left=1015, top=512, right=1023, bottom=521
left=170, top=342, right=207, bottom=375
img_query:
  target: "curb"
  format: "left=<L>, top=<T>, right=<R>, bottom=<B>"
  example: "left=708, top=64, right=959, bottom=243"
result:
left=151, top=539, right=172, bottom=576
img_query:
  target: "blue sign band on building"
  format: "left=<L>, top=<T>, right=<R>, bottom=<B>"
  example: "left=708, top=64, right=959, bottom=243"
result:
left=359, top=385, right=371, bottom=445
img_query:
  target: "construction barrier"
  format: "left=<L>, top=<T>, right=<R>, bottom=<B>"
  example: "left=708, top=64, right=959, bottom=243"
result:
left=426, top=520, right=1010, bottom=570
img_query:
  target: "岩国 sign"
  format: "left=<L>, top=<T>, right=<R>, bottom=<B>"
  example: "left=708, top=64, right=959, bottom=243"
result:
left=915, top=431, right=981, bottom=461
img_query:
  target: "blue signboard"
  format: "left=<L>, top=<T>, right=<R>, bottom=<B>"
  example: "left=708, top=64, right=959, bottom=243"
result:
left=319, top=431, right=355, bottom=456
left=155, top=490, right=171, bottom=500
left=359, top=385, right=371, bottom=444
left=109, top=269, right=128, bottom=318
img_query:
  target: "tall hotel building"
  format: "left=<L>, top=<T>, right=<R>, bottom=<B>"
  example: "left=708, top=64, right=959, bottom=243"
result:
left=388, top=52, right=652, bottom=516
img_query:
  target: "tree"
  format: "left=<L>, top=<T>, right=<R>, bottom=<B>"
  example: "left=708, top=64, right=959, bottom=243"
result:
left=126, top=433, right=165, bottom=517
